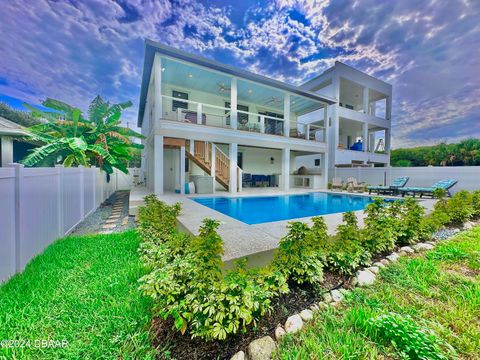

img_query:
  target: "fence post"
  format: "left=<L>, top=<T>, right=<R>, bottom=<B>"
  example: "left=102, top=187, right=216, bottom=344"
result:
left=55, top=165, right=64, bottom=237
left=79, top=165, right=85, bottom=219
left=9, top=163, right=23, bottom=273
left=91, top=166, right=96, bottom=210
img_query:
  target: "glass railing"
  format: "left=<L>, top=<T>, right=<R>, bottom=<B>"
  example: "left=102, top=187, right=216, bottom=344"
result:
left=160, top=95, right=327, bottom=142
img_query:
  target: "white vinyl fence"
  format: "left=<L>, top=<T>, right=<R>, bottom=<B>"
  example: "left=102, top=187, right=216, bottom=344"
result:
left=332, top=166, right=480, bottom=194
left=0, top=164, right=138, bottom=283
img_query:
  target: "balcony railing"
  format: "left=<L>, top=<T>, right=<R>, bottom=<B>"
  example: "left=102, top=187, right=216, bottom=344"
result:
left=160, top=95, right=325, bottom=142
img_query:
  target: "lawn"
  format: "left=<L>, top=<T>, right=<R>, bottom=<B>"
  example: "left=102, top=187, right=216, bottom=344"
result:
left=276, top=226, right=480, bottom=360
left=0, top=230, right=156, bottom=360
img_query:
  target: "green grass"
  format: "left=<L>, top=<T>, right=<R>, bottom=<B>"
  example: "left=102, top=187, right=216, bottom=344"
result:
left=0, top=230, right=156, bottom=360
left=277, top=227, right=480, bottom=360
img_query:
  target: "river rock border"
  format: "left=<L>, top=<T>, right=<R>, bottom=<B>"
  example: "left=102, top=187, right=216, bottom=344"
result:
left=229, top=222, right=479, bottom=360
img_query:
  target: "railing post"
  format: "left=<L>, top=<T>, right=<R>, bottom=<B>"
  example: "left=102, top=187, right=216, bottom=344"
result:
left=260, top=115, right=265, bottom=133
left=305, top=124, right=310, bottom=140
left=238, top=168, right=243, bottom=192
left=211, top=144, right=216, bottom=194
left=197, top=103, right=202, bottom=125
left=176, top=108, right=182, bottom=122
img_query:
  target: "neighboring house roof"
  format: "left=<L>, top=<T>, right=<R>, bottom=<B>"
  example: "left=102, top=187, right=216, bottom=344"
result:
left=138, top=39, right=337, bottom=127
left=0, top=116, right=29, bottom=137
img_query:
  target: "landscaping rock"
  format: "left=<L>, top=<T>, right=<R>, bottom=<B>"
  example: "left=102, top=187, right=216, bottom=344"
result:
left=400, top=246, right=415, bottom=254
left=300, top=309, right=313, bottom=322
left=322, top=293, right=333, bottom=303
left=310, top=304, right=319, bottom=312
left=285, top=314, right=303, bottom=334
left=380, top=259, right=390, bottom=265
left=248, top=336, right=276, bottom=360
left=367, top=266, right=379, bottom=274
left=330, top=289, right=344, bottom=302
left=318, top=302, right=329, bottom=310
left=452, top=228, right=461, bottom=234
left=386, top=253, right=399, bottom=262
left=230, top=350, right=245, bottom=360
left=275, top=325, right=286, bottom=342
left=463, top=221, right=474, bottom=230
left=398, top=251, right=408, bottom=257
left=412, top=243, right=434, bottom=252
left=356, top=270, right=376, bottom=287
left=373, top=261, right=385, bottom=268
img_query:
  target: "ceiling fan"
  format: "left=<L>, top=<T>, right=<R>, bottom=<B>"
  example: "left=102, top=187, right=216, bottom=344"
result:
left=264, top=96, right=282, bottom=106
left=217, top=83, right=231, bottom=93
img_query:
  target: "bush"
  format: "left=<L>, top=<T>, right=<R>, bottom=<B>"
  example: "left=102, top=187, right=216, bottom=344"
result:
left=138, top=198, right=288, bottom=341
left=471, top=190, right=480, bottom=218
left=273, top=220, right=325, bottom=285
left=367, top=312, right=455, bottom=360
left=432, top=190, right=474, bottom=226
left=323, top=212, right=371, bottom=275
left=363, top=199, right=398, bottom=254
left=396, top=198, right=429, bottom=245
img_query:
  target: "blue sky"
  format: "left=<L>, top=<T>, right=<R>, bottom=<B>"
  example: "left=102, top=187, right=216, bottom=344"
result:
left=0, top=0, right=479, bottom=147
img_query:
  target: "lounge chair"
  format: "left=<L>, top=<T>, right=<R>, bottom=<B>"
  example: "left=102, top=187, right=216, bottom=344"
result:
left=347, top=177, right=366, bottom=192
left=368, top=177, right=409, bottom=195
left=398, top=179, right=458, bottom=198
left=331, top=177, right=343, bottom=191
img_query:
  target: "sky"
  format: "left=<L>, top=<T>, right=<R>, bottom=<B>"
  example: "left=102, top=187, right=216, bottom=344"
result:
left=0, top=0, right=479, bottom=148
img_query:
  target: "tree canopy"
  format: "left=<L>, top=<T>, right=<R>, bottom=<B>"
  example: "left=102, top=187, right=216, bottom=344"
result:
left=391, top=139, right=480, bottom=167
left=21, top=96, right=144, bottom=174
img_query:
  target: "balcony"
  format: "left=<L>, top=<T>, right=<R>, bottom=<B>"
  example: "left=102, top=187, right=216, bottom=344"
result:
left=159, top=95, right=326, bottom=143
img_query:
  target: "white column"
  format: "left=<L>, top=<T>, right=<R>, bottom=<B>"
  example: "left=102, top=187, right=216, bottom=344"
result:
left=322, top=152, right=329, bottom=188
left=153, top=54, right=162, bottom=129
left=197, top=103, right=202, bottom=125
left=281, top=148, right=290, bottom=191
left=180, top=146, right=185, bottom=194
left=362, top=123, right=368, bottom=152
left=284, top=93, right=290, bottom=137
left=363, top=87, right=369, bottom=114
left=211, top=144, right=216, bottom=194
left=385, top=128, right=391, bottom=154
left=153, top=135, right=164, bottom=195
left=0, top=136, right=13, bottom=167
left=189, top=139, right=194, bottom=154
left=229, top=143, right=238, bottom=194
left=230, top=77, right=237, bottom=130
left=386, top=96, right=392, bottom=120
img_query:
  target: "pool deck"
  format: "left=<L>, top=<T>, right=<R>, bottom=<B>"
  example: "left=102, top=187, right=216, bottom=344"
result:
left=129, top=187, right=436, bottom=261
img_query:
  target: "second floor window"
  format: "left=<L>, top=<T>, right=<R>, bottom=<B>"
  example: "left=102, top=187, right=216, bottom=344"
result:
left=225, top=102, right=249, bottom=125
left=172, top=90, right=188, bottom=111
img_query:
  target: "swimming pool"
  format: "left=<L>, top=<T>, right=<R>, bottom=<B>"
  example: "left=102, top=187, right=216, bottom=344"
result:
left=193, top=192, right=378, bottom=225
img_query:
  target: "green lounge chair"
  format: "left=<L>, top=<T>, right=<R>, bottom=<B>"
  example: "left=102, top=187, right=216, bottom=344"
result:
left=398, top=179, right=458, bottom=198
left=368, top=177, right=409, bottom=195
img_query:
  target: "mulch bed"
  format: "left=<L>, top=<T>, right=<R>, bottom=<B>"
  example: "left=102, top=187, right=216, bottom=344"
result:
left=151, top=272, right=349, bottom=360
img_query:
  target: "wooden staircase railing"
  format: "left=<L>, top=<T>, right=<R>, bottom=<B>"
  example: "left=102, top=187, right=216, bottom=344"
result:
left=188, top=140, right=241, bottom=191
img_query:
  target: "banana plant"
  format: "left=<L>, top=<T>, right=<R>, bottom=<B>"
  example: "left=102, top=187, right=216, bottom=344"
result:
left=21, top=96, right=144, bottom=174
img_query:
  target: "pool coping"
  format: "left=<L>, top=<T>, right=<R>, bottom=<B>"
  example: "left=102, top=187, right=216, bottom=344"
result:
left=154, top=189, right=436, bottom=261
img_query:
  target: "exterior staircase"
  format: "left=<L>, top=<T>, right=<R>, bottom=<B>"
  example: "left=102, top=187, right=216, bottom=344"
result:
left=186, top=140, right=239, bottom=191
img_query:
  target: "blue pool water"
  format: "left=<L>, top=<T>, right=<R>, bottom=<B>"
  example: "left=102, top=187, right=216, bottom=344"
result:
left=193, top=192, right=378, bottom=225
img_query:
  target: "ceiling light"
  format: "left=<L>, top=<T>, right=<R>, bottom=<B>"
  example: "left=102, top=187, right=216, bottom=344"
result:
left=248, top=89, right=252, bottom=94
left=161, top=67, right=165, bottom=72
left=188, top=73, right=193, bottom=78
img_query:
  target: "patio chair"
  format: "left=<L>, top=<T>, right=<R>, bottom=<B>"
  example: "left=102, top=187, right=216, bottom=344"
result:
left=398, top=179, right=458, bottom=198
left=346, top=177, right=366, bottom=192
left=368, top=177, right=409, bottom=195
left=331, top=177, right=343, bottom=191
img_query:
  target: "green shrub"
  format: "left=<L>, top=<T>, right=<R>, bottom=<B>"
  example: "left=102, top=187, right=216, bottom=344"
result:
left=363, top=199, right=398, bottom=254
left=323, top=212, right=370, bottom=275
left=273, top=220, right=325, bottom=285
left=367, top=312, right=455, bottom=360
left=471, top=190, right=480, bottom=218
left=396, top=198, right=429, bottom=245
left=446, top=191, right=474, bottom=225
left=138, top=201, right=288, bottom=341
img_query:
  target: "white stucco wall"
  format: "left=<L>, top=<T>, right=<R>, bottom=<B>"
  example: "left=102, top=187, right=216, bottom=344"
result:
left=0, top=136, right=13, bottom=167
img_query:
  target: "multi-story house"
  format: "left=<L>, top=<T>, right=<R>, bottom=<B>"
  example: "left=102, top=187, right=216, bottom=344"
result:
left=137, top=40, right=391, bottom=195
left=299, top=61, right=392, bottom=171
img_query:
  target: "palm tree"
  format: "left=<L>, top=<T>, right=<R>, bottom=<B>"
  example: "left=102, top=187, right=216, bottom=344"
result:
left=21, top=96, right=143, bottom=174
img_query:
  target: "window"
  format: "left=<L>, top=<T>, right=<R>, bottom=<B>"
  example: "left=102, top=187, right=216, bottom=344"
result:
left=314, top=159, right=320, bottom=166
left=259, top=111, right=284, bottom=135
left=172, top=90, right=188, bottom=111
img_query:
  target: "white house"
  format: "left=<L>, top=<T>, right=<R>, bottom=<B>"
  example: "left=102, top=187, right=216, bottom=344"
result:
left=299, top=61, right=392, bottom=171
left=137, top=40, right=392, bottom=195
left=0, top=116, right=29, bottom=167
